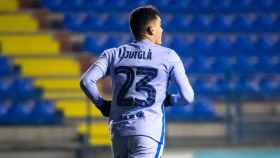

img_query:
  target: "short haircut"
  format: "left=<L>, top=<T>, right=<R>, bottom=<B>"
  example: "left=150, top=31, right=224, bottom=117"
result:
left=129, top=5, right=160, bottom=40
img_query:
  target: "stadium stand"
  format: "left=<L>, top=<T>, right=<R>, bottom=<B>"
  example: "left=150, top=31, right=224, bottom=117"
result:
left=0, top=0, right=279, bottom=156
left=39, top=0, right=279, bottom=147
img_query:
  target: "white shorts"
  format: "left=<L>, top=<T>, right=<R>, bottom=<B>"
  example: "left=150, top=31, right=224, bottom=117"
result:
left=111, top=135, right=164, bottom=158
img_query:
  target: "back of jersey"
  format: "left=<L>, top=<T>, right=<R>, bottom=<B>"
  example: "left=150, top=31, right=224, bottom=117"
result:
left=107, top=39, right=176, bottom=142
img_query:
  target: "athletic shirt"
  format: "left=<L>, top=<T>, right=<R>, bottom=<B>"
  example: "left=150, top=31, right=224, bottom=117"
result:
left=84, top=39, right=194, bottom=143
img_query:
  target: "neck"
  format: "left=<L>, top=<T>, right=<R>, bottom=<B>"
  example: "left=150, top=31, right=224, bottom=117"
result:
left=139, top=35, right=156, bottom=44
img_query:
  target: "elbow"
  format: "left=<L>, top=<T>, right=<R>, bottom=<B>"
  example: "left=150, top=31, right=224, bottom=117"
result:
left=188, top=91, right=195, bottom=104
left=80, top=74, right=90, bottom=90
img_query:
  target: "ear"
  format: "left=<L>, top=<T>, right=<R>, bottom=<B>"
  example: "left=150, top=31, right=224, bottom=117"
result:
left=146, top=25, right=155, bottom=36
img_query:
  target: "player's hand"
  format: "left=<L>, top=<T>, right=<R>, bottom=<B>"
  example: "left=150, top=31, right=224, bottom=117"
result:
left=164, top=93, right=180, bottom=107
left=96, top=99, right=111, bottom=117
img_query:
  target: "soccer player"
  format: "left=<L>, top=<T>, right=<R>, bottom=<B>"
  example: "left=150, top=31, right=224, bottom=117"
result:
left=80, top=5, right=194, bottom=158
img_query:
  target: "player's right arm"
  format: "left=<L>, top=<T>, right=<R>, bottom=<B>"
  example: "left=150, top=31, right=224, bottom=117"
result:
left=80, top=50, right=113, bottom=117
left=169, top=52, right=195, bottom=104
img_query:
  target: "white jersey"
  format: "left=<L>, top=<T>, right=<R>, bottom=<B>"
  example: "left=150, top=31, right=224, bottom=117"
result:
left=84, top=39, right=194, bottom=143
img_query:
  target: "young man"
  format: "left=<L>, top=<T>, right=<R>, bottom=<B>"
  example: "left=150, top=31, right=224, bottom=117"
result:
left=80, top=5, right=194, bottom=158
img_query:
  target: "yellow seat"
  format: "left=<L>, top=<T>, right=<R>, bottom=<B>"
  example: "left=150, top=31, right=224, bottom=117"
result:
left=78, top=122, right=111, bottom=146
left=56, top=99, right=102, bottom=118
left=0, top=35, right=59, bottom=54
left=0, top=14, right=38, bottom=32
left=0, top=0, right=18, bottom=11
left=43, top=91, right=86, bottom=100
left=14, top=57, right=80, bottom=77
left=35, top=78, right=81, bottom=90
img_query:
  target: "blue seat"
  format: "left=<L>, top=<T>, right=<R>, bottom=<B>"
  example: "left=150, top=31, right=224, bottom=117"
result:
left=192, top=99, right=219, bottom=121
left=225, top=77, right=243, bottom=94
left=230, top=15, right=252, bottom=32
left=169, top=14, right=192, bottom=32
left=166, top=99, right=220, bottom=121
left=0, top=57, right=12, bottom=76
left=240, top=77, right=262, bottom=97
left=83, top=34, right=107, bottom=54
left=159, top=0, right=191, bottom=12
left=190, top=56, right=213, bottom=73
left=10, top=77, right=42, bottom=100
left=231, top=0, right=253, bottom=11
left=117, top=0, right=148, bottom=11
left=200, top=78, right=221, bottom=96
left=209, top=0, right=231, bottom=11
left=8, top=100, right=35, bottom=124
left=210, top=37, right=232, bottom=55
left=103, top=0, right=126, bottom=11
left=80, top=13, right=105, bottom=31
left=170, top=36, right=189, bottom=55
left=81, top=0, right=106, bottom=11
left=253, top=14, right=274, bottom=32
left=273, top=16, right=280, bottom=32
left=232, top=36, right=254, bottom=54
left=42, top=0, right=62, bottom=11
left=0, top=97, right=12, bottom=124
left=263, top=56, right=280, bottom=73
left=255, top=36, right=273, bottom=53
left=31, top=100, right=62, bottom=124
left=189, top=0, right=211, bottom=11
left=190, top=36, right=209, bottom=54
left=253, top=0, right=274, bottom=11
left=213, top=56, right=233, bottom=73
left=209, top=15, right=229, bottom=32
left=189, top=15, right=209, bottom=32
left=233, top=56, right=256, bottom=73
left=105, top=35, right=130, bottom=48
left=260, top=77, right=279, bottom=97
left=103, top=14, right=128, bottom=31
left=63, top=13, right=84, bottom=32
left=62, top=0, right=85, bottom=11
left=272, top=37, right=280, bottom=53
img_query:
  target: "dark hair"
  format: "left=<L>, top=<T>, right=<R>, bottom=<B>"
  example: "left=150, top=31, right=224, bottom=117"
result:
left=129, top=5, right=160, bottom=40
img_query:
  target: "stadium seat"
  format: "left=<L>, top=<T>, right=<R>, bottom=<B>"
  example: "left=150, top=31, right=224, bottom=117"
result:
left=14, top=57, right=80, bottom=77
left=80, top=13, right=105, bottom=31
left=209, top=15, right=230, bottom=32
left=254, top=36, right=274, bottom=53
left=103, top=14, right=129, bottom=32
left=0, top=0, right=18, bottom=12
left=78, top=122, right=111, bottom=145
left=231, top=0, right=254, bottom=12
left=253, top=0, right=274, bottom=11
left=210, top=36, right=232, bottom=55
left=232, top=36, right=255, bottom=54
left=253, top=14, right=274, bottom=32
left=56, top=100, right=102, bottom=118
left=190, top=36, right=210, bottom=54
left=212, top=56, right=233, bottom=73
left=83, top=34, right=108, bottom=54
left=272, top=37, right=280, bottom=53
left=188, top=0, right=211, bottom=11
left=166, top=99, right=220, bottom=121
left=170, top=36, right=189, bottom=55
left=31, top=100, right=62, bottom=124
left=189, top=15, right=209, bottom=32
left=0, top=14, right=38, bottom=33
left=0, top=34, right=60, bottom=55
left=230, top=15, right=252, bottom=32
left=260, top=77, right=279, bottom=96
left=210, top=0, right=231, bottom=11
left=63, top=13, right=84, bottom=32
left=169, top=14, right=192, bottom=32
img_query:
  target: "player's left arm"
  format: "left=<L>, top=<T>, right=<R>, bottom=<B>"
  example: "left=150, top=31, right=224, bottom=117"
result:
left=80, top=51, right=112, bottom=117
left=165, top=52, right=194, bottom=107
